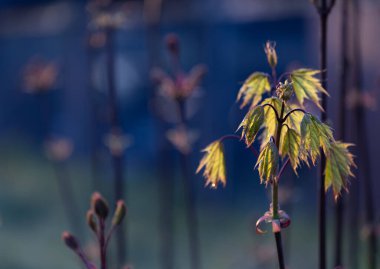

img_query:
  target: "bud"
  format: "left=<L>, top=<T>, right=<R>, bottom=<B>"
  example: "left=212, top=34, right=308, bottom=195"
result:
left=264, top=41, right=278, bottom=69
left=86, top=210, right=97, bottom=232
left=91, top=192, right=109, bottom=219
left=165, top=33, right=180, bottom=55
left=112, top=200, right=127, bottom=226
left=62, top=231, right=79, bottom=250
left=276, top=80, right=293, bottom=101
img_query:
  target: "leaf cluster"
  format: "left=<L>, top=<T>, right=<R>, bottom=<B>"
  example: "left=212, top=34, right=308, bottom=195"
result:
left=197, top=42, right=355, bottom=199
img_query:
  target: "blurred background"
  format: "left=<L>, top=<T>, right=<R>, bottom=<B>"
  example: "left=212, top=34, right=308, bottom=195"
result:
left=0, top=0, right=379, bottom=269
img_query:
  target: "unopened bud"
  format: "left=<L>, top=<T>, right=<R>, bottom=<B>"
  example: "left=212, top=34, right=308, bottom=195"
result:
left=264, top=41, right=278, bottom=69
left=91, top=192, right=109, bottom=219
left=86, top=210, right=97, bottom=232
left=165, top=33, right=180, bottom=55
left=62, top=231, right=79, bottom=250
left=276, top=80, right=293, bottom=101
left=112, top=200, right=127, bottom=226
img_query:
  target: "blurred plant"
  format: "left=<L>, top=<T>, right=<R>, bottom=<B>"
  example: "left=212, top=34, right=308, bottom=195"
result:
left=197, top=42, right=355, bottom=269
left=348, top=0, right=378, bottom=268
left=86, top=0, right=133, bottom=265
left=62, top=192, right=127, bottom=269
left=311, top=1, right=336, bottom=268
left=152, top=33, right=207, bottom=269
left=45, top=137, right=83, bottom=236
left=22, top=57, right=58, bottom=94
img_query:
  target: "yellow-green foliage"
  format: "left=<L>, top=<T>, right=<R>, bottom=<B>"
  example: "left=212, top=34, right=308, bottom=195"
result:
left=196, top=140, right=226, bottom=188
left=237, top=72, right=270, bottom=109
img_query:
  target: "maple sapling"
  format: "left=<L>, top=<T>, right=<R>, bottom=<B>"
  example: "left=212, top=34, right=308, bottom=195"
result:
left=197, top=41, right=355, bottom=269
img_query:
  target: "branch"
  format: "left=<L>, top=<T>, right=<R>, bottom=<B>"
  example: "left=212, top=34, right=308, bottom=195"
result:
left=282, top=109, right=307, bottom=123
left=277, top=158, right=290, bottom=181
left=277, top=72, right=291, bottom=83
left=261, top=103, right=280, bottom=122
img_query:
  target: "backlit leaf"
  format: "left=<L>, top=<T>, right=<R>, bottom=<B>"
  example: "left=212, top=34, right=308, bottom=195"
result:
left=260, top=97, right=282, bottom=147
left=196, top=140, right=226, bottom=188
left=255, top=138, right=279, bottom=184
left=237, top=106, right=265, bottom=147
left=280, top=128, right=301, bottom=173
left=237, top=72, right=271, bottom=109
left=290, top=69, right=329, bottom=110
left=325, top=141, right=355, bottom=200
left=300, top=114, right=333, bottom=165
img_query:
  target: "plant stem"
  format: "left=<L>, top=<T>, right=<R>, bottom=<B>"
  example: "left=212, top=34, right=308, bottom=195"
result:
left=177, top=99, right=201, bottom=269
left=272, top=101, right=285, bottom=269
left=351, top=0, right=377, bottom=268
left=99, top=219, right=107, bottom=269
left=314, top=0, right=335, bottom=267
left=53, top=161, right=83, bottom=237
left=86, top=33, right=102, bottom=191
left=106, top=26, right=127, bottom=266
left=334, top=0, right=349, bottom=266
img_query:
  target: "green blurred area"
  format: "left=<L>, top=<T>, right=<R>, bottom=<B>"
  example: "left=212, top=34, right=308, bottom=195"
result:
left=0, top=135, right=330, bottom=269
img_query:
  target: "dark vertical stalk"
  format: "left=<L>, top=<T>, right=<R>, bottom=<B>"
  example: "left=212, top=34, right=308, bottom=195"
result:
left=54, top=162, right=83, bottom=237
left=99, top=218, right=107, bottom=269
left=273, top=101, right=285, bottom=269
left=313, top=1, right=336, bottom=268
left=86, top=34, right=102, bottom=191
left=177, top=99, right=201, bottom=269
left=351, top=0, right=377, bottom=268
left=144, top=2, right=176, bottom=268
left=105, top=26, right=127, bottom=266
left=334, top=0, right=349, bottom=267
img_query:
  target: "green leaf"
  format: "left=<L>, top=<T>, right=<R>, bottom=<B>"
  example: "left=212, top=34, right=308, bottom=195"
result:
left=196, top=140, right=226, bottom=188
left=300, top=114, right=333, bottom=165
left=255, top=138, right=279, bottom=184
left=237, top=106, right=265, bottom=146
left=325, top=141, right=355, bottom=200
left=259, top=97, right=282, bottom=147
left=237, top=72, right=271, bottom=109
left=280, top=128, right=301, bottom=174
left=290, top=69, right=329, bottom=110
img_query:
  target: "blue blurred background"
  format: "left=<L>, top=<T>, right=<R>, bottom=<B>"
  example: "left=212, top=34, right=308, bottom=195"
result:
left=0, top=0, right=379, bottom=269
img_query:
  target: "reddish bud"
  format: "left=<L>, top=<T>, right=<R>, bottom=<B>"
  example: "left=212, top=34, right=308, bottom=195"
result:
left=62, top=231, right=79, bottom=250
left=91, top=192, right=109, bottom=219
left=112, top=200, right=127, bottom=226
left=86, top=210, right=97, bottom=232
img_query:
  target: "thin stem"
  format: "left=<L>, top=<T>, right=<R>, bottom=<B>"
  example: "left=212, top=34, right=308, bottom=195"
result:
left=277, top=158, right=290, bottom=181
left=272, top=101, right=286, bottom=269
left=351, top=0, right=377, bottom=268
left=277, top=72, right=291, bottom=84
left=177, top=99, right=201, bottom=269
left=99, top=219, right=106, bottom=269
left=282, top=108, right=307, bottom=123
left=76, top=249, right=95, bottom=269
left=53, top=162, right=83, bottom=237
left=272, top=66, right=277, bottom=91
left=261, top=103, right=280, bottom=122
left=334, top=0, right=349, bottom=267
left=313, top=0, right=336, bottom=267
left=106, top=26, right=127, bottom=266
left=274, top=232, right=285, bottom=269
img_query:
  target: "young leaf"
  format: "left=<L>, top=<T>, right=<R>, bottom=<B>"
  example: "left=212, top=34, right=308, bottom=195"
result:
left=290, top=69, right=329, bottom=110
left=280, top=128, right=301, bottom=173
left=300, top=114, right=333, bottom=165
left=237, top=72, right=271, bottom=109
left=196, top=140, right=226, bottom=188
left=255, top=138, right=279, bottom=184
left=237, top=106, right=265, bottom=146
left=259, top=97, right=282, bottom=147
left=325, top=141, right=355, bottom=200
